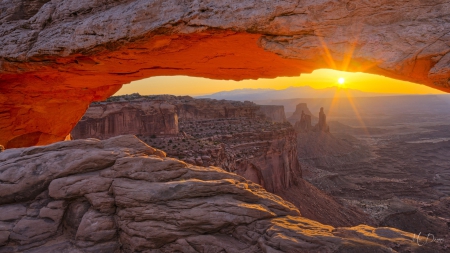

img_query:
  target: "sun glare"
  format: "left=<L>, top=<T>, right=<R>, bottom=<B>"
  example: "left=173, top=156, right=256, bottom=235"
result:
left=115, top=69, right=447, bottom=96
left=338, top=77, right=345, bottom=85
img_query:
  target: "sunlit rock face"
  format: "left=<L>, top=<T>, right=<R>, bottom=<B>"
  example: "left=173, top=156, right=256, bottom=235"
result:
left=71, top=101, right=179, bottom=140
left=1, top=0, right=450, bottom=147
left=0, top=135, right=441, bottom=252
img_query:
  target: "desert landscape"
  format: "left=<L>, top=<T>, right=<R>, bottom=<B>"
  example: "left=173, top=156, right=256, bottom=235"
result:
left=290, top=96, right=450, bottom=240
left=1, top=0, right=450, bottom=252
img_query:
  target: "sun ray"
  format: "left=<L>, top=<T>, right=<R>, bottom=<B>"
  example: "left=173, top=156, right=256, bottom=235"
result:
left=343, top=89, right=370, bottom=135
left=341, top=22, right=365, bottom=72
left=313, top=26, right=338, bottom=70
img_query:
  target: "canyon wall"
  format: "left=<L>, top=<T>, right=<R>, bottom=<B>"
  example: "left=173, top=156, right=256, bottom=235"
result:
left=71, top=95, right=278, bottom=139
left=0, top=135, right=440, bottom=252
left=173, top=98, right=259, bottom=121
left=71, top=101, right=179, bottom=140
left=75, top=95, right=369, bottom=227
left=177, top=128, right=301, bottom=194
left=72, top=95, right=298, bottom=194
left=235, top=131, right=299, bottom=193
left=1, top=0, right=450, bottom=147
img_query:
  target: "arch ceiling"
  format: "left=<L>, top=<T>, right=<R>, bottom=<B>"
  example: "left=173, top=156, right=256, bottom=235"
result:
left=1, top=0, right=450, bottom=148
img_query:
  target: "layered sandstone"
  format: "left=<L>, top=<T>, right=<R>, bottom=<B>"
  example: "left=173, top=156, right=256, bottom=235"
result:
left=72, top=95, right=368, bottom=226
left=72, top=100, right=179, bottom=140
left=72, top=94, right=280, bottom=139
left=153, top=116, right=367, bottom=227
left=72, top=95, right=298, bottom=196
left=1, top=0, right=450, bottom=147
left=0, top=135, right=441, bottom=252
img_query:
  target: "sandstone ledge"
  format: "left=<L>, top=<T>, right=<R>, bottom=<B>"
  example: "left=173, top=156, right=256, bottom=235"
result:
left=0, top=135, right=440, bottom=252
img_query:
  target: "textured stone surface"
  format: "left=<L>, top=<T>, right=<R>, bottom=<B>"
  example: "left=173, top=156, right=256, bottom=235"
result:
left=72, top=95, right=369, bottom=226
left=1, top=0, right=450, bottom=147
left=0, top=135, right=442, bottom=252
left=71, top=100, right=179, bottom=140
left=72, top=94, right=269, bottom=140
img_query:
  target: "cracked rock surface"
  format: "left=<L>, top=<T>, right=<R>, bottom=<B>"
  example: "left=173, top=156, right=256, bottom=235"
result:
left=0, top=135, right=440, bottom=252
left=1, top=0, right=450, bottom=147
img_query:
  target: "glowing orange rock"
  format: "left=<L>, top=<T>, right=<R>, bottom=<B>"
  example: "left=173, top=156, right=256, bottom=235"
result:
left=1, top=0, right=450, bottom=148
left=0, top=32, right=311, bottom=148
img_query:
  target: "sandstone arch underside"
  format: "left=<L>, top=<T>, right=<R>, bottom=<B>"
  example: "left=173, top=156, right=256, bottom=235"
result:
left=1, top=0, right=450, bottom=148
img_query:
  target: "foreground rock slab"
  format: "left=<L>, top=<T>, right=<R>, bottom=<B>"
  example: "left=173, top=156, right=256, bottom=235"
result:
left=0, top=135, right=441, bottom=252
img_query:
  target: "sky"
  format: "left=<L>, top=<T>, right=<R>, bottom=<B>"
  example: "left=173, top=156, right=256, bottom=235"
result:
left=114, top=69, right=446, bottom=96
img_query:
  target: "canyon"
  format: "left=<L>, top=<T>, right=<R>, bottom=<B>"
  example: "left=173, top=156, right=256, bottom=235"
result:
left=1, top=0, right=450, bottom=147
left=1, top=1, right=450, bottom=252
left=293, top=100, right=450, bottom=248
left=0, top=135, right=441, bottom=252
left=72, top=95, right=369, bottom=227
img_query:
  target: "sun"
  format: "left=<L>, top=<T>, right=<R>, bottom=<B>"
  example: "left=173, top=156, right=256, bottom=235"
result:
left=338, top=77, right=345, bottom=85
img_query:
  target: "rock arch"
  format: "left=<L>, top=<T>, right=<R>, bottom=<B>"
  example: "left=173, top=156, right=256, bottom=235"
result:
left=1, top=0, right=450, bottom=148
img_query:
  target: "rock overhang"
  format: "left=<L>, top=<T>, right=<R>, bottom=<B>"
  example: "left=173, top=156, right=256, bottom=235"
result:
left=1, top=0, right=450, bottom=148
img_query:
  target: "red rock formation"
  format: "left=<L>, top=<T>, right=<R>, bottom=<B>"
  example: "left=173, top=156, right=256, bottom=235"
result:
left=71, top=95, right=276, bottom=139
left=294, top=105, right=330, bottom=133
left=288, top=103, right=315, bottom=125
left=71, top=101, right=179, bottom=140
left=294, top=111, right=313, bottom=132
left=219, top=129, right=301, bottom=193
left=313, top=107, right=330, bottom=133
left=71, top=95, right=370, bottom=226
left=0, top=32, right=306, bottom=148
left=1, top=1, right=450, bottom=147
left=171, top=96, right=261, bottom=121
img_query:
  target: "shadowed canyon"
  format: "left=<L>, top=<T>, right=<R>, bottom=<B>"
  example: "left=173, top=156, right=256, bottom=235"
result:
left=1, top=0, right=450, bottom=252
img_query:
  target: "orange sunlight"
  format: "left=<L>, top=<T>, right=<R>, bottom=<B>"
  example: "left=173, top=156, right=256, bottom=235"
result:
left=114, top=70, right=446, bottom=96
left=115, top=23, right=445, bottom=97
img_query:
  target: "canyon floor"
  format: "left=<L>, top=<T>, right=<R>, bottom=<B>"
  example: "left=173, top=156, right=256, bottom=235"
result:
left=299, top=110, right=450, bottom=245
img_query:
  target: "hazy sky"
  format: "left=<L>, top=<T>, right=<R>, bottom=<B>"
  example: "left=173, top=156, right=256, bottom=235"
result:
left=114, top=69, right=446, bottom=96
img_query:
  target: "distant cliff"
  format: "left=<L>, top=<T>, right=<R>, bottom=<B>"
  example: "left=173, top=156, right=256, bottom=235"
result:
left=71, top=101, right=179, bottom=140
left=72, top=94, right=285, bottom=139
left=291, top=103, right=330, bottom=133
left=287, top=103, right=315, bottom=125
left=256, top=105, right=286, bottom=123
left=170, top=96, right=261, bottom=121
